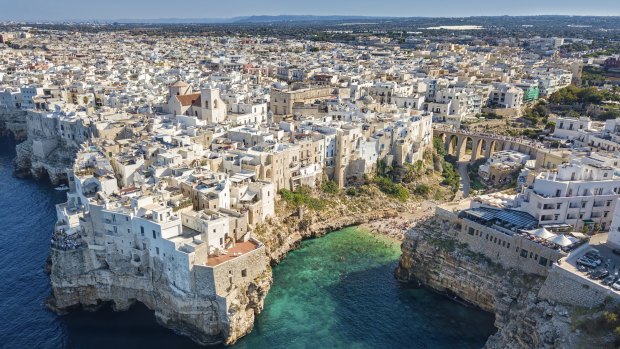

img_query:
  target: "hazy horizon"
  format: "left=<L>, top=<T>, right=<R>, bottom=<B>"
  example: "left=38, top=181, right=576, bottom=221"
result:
left=1, top=0, right=619, bottom=22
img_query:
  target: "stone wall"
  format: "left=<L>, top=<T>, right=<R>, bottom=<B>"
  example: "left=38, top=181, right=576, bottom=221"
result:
left=210, top=245, right=268, bottom=297
left=538, top=265, right=620, bottom=308
left=458, top=220, right=562, bottom=276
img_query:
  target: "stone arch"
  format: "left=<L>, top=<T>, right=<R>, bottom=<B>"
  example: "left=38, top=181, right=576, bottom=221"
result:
left=486, top=140, right=498, bottom=158
left=447, top=134, right=459, bottom=156
left=437, top=132, right=446, bottom=146
left=457, top=136, right=474, bottom=162
left=475, top=138, right=487, bottom=161
left=265, top=168, right=272, bottom=179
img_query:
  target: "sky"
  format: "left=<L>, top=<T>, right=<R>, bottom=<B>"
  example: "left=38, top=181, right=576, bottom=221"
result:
left=0, top=0, right=619, bottom=21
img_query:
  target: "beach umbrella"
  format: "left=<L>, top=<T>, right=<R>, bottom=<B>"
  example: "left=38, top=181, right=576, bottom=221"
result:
left=549, top=234, right=573, bottom=247
left=529, top=227, right=557, bottom=239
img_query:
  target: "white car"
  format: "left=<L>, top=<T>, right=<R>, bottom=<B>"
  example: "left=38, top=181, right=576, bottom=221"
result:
left=612, top=281, right=620, bottom=291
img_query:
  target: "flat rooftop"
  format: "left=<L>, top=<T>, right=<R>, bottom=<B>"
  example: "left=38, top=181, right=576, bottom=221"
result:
left=206, top=240, right=261, bottom=267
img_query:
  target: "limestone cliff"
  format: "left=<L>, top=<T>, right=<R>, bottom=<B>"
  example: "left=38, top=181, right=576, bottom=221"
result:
left=48, top=247, right=271, bottom=345
left=395, top=217, right=595, bottom=349
left=1, top=109, right=77, bottom=184
left=48, top=183, right=425, bottom=346
left=14, top=137, right=76, bottom=184
left=254, top=189, right=405, bottom=263
left=0, top=109, right=28, bottom=141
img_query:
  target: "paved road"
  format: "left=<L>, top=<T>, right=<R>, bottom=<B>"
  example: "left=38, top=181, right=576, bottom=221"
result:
left=456, top=161, right=470, bottom=199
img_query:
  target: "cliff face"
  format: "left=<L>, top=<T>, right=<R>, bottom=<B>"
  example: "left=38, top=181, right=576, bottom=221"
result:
left=255, top=194, right=402, bottom=264
left=396, top=217, right=586, bottom=349
left=0, top=109, right=76, bottom=185
left=14, top=137, right=75, bottom=184
left=0, top=109, right=28, bottom=141
left=49, top=190, right=404, bottom=346
left=48, top=247, right=272, bottom=345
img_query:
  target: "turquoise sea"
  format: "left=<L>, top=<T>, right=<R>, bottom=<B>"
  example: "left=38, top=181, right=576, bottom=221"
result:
left=0, top=136, right=496, bottom=348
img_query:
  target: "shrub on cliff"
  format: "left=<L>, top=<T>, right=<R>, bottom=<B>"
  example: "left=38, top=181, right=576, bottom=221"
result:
left=372, top=176, right=409, bottom=202
left=279, top=187, right=325, bottom=211
left=441, top=162, right=460, bottom=191
left=321, top=180, right=339, bottom=194
left=413, top=184, right=431, bottom=198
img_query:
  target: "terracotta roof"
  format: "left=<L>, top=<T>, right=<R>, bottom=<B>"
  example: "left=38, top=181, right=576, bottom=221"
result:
left=175, top=93, right=201, bottom=107
left=206, top=241, right=260, bottom=267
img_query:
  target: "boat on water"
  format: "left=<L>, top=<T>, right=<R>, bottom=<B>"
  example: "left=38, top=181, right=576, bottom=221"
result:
left=55, top=185, right=69, bottom=191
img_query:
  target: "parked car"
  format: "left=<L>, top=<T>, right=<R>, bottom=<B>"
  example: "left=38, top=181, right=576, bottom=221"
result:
left=613, top=249, right=620, bottom=256
left=602, top=275, right=617, bottom=286
left=613, top=281, right=620, bottom=291
left=589, top=269, right=609, bottom=280
left=580, top=256, right=601, bottom=266
left=577, top=258, right=597, bottom=268
left=585, top=251, right=600, bottom=260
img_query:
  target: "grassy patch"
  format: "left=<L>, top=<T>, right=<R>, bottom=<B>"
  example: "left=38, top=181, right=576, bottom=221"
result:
left=279, top=187, right=326, bottom=210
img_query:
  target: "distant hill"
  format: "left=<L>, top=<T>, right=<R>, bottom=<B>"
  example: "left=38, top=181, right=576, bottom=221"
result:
left=113, top=15, right=386, bottom=24
left=113, top=17, right=241, bottom=24
left=231, top=15, right=384, bottom=23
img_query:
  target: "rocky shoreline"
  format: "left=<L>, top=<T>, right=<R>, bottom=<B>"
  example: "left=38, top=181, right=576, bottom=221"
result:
left=45, top=189, right=406, bottom=345
left=395, top=215, right=607, bottom=349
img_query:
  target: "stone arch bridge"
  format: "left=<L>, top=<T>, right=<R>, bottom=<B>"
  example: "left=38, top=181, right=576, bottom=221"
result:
left=434, top=127, right=545, bottom=163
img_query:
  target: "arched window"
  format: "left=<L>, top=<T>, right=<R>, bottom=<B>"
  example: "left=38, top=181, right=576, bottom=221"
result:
left=214, top=100, right=218, bottom=109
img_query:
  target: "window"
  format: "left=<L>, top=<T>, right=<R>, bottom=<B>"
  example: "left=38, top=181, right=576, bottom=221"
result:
left=152, top=230, right=156, bottom=239
left=241, top=269, right=247, bottom=277
left=140, top=226, right=144, bottom=236
left=156, top=247, right=159, bottom=255
left=539, top=257, right=548, bottom=266
left=468, top=227, right=475, bottom=236
left=520, top=249, right=529, bottom=258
